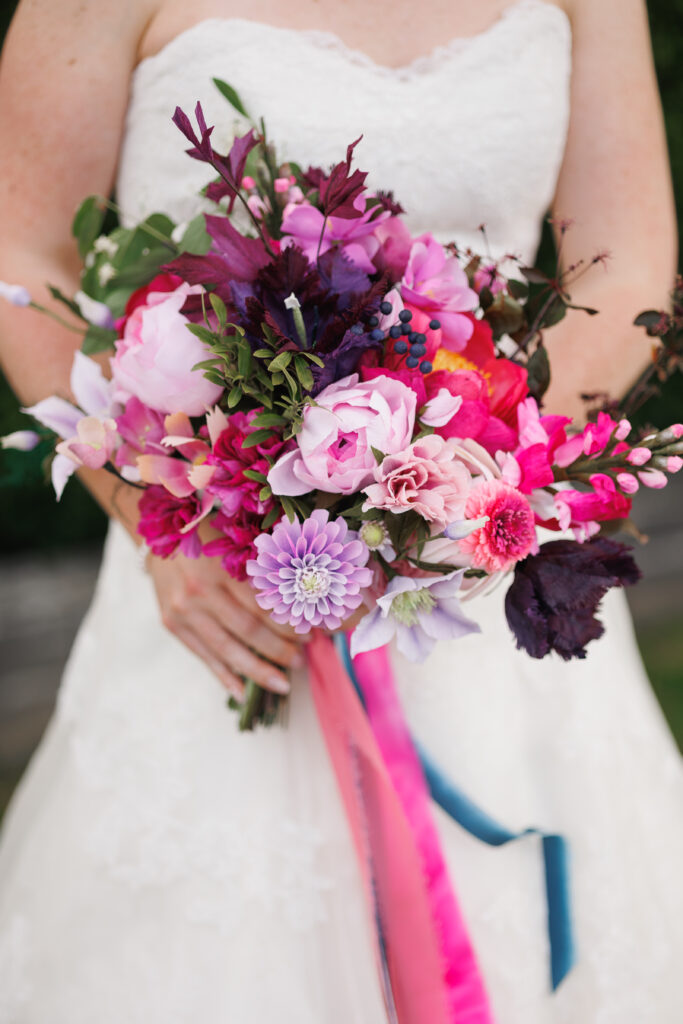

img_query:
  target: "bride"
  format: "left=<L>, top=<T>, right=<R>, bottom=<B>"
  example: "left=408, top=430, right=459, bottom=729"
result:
left=0, top=0, right=681, bottom=1020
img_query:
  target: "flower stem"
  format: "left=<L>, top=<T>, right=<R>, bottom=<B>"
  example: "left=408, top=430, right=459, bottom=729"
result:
left=238, top=678, right=266, bottom=731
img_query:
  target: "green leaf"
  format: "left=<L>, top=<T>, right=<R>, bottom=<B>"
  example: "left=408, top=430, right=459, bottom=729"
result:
left=81, top=324, right=117, bottom=355
left=268, top=351, right=293, bottom=372
left=180, top=215, right=211, bottom=255
left=187, top=324, right=217, bottom=345
left=259, top=484, right=272, bottom=502
left=261, top=506, right=280, bottom=530
left=213, top=78, right=251, bottom=119
left=520, top=266, right=550, bottom=285
left=48, top=285, right=83, bottom=319
left=249, top=412, right=287, bottom=429
left=253, top=348, right=274, bottom=358
left=238, top=343, right=252, bottom=378
left=305, top=353, right=325, bottom=367
left=228, top=385, right=243, bottom=408
left=209, top=293, right=228, bottom=327
left=371, top=446, right=386, bottom=465
left=243, top=429, right=276, bottom=448
left=72, top=196, right=106, bottom=260
left=526, top=344, right=551, bottom=400
left=280, top=496, right=297, bottom=523
left=507, top=279, right=529, bottom=301
left=243, top=469, right=269, bottom=483
left=294, top=355, right=314, bottom=391
left=111, top=247, right=169, bottom=288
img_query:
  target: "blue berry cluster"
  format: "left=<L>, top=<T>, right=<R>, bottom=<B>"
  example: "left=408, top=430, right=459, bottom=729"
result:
left=360, top=300, right=440, bottom=374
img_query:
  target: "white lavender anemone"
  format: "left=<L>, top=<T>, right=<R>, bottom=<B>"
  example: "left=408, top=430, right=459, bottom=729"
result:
left=350, top=571, right=480, bottom=662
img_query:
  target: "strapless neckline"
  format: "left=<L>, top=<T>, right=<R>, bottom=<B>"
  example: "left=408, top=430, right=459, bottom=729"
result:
left=134, top=0, right=571, bottom=82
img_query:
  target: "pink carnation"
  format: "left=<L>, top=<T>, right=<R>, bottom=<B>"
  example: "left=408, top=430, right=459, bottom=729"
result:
left=363, top=434, right=473, bottom=529
left=206, top=411, right=286, bottom=517
left=459, top=479, right=536, bottom=573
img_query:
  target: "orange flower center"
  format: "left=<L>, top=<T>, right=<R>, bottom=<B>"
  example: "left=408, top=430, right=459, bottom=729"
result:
left=432, top=348, right=494, bottom=396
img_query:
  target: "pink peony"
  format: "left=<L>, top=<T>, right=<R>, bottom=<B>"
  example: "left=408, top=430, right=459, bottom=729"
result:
left=363, top=434, right=473, bottom=529
left=137, top=485, right=211, bottom=558
left=281, top=196, right=389, bottom=274
left=459, top=479, right=537, bottom=573
left=111, top=282, right=223, bottom=416
left=267, top=373, right=416, bottom=496
left=400, top=234, right=477, bottom=351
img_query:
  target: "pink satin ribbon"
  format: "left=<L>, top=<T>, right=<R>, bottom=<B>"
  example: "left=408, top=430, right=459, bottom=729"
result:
left=307, top=631, right=494, bottom=1024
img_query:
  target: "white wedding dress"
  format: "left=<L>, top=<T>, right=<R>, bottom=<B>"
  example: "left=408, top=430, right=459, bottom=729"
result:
left=1, top=3, right=682, bottom=1021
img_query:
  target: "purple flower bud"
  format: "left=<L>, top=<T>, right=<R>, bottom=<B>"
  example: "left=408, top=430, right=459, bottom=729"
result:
left=0, top=281, right=31, bottom=307
left=0, top=429, right=41, bottom=451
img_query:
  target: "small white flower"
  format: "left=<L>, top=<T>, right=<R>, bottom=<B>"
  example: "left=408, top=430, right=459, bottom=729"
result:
left=171, top=221, right=189, bottom=244
left=98, top=262, right=115, bottom=286
left=93, top=235, right=118, bottom=257
left=284, top=292, right=301, bottom=311
left=0, top=281, right=31, bottom=307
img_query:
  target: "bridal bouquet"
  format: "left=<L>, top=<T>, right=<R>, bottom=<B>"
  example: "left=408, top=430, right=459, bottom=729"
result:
left=3, top=82, right=682, bottom=722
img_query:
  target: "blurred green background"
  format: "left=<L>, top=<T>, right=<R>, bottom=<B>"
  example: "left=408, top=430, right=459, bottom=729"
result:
left=0, top=0, right=681, bottom=760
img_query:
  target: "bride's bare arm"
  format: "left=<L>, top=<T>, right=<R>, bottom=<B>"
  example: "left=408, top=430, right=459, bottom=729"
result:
left=543, top=0, right=677, bottom=422
left=0, top=0, right=300, bottom=697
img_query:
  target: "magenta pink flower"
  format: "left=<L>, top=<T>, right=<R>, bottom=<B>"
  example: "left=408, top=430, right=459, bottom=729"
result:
left=400, top=235, right=477, bottom=351
left=205, top=411, right=287, bottom=517
left=111, top=282, right=223, bottom=416
left=267, top=373, right=416, bottom=496
left=363, top=434, right=473, bottom=529
left=555, top=473, right=631, bottom=535
left=203, top=512, right=263, bottom=581
left=281, top=196, right=389, bottom=274
left=114, top=396, right=167, bottom=469
left=459, top=479, right=536, bottom=573
left=137, top=485, right=212, bottom=558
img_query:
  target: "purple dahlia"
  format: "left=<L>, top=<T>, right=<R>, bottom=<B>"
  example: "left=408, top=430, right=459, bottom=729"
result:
left=245, top=509, right=372, bottom=633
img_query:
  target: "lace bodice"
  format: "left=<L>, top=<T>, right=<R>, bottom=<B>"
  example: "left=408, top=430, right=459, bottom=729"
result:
left=117, top=0, right=572, bottom=262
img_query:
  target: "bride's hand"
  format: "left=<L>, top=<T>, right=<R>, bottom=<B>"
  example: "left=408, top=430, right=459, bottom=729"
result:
left=146, top=549, right=304, bottom=700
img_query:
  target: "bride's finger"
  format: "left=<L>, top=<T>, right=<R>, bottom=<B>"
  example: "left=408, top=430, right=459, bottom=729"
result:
left=186, top=607, right=291, bottom=695
left=201, top=587, right=302, bottom=668
left=173, top=624, right=246, bottom=699
left=221, top=574, right=303, bottom=644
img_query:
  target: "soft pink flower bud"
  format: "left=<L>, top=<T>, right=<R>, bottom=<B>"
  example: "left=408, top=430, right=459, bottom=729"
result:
left=665, top=456, right=683, bottom=474
left=637, top=469, right=667, bottom=489
left=616, top=472, right=639, bottom=494
left=274, top=177, right=290, bottom=193
left=614, top=418, right=631, bottom=441
left=241, top=175, right=255, bottom=190
left=626, top=447, right=651, bottom=466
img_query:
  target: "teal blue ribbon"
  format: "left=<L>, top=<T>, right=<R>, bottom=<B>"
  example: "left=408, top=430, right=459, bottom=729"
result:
left=337, top=635, right=575, bottom=991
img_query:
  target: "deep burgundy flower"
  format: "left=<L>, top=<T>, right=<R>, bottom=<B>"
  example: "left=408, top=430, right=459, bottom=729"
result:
left=504, top=538, right=641, bottom=661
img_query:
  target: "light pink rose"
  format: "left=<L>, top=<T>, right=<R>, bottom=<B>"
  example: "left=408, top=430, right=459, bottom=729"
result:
left=362, top=434, right=473, bottom=529
left=267, top=373, right=416, bottom=496
left=111, top=282, right=223, bottom=416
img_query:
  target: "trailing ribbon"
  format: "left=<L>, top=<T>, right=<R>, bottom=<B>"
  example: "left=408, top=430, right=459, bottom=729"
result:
left=337, top=635, right=576, bottom=991
left=307, top=631, right=494, bottom=1024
